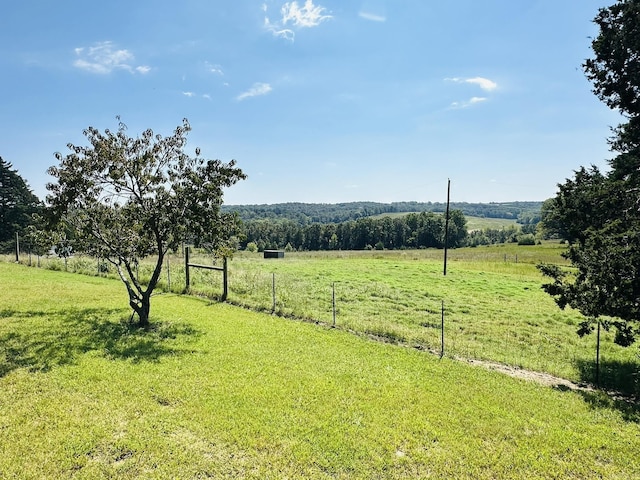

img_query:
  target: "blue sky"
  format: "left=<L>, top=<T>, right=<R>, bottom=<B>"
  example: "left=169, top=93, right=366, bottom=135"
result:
left=0, top=0, right=622, bottom=205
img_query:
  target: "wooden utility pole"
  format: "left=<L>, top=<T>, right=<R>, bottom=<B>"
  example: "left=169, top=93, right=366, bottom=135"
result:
left=443, top=179, right=451, bottom=276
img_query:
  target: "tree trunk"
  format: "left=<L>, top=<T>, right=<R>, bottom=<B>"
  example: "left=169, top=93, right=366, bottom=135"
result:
left=129, top=293, right=151, bottom=328
left=136, top=294, right=151, bottom=328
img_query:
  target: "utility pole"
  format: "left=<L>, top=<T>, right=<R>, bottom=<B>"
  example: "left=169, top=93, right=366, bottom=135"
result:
left=443, top=179, right=451, bottom=276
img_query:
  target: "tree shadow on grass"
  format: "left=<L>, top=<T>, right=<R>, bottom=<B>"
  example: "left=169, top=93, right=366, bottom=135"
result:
left=574, top=358, right=640, bottom=396
left=573, top=357, right=640, bottom=422
left=577, top=389, right=640, bottom=423
left=0, top=307, right=200, bottom=378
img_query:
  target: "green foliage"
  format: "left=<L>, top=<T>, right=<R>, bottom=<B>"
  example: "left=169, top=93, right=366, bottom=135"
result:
left=584, top=0, right=640, bottom=118
left=240, top=210, right=468, bottom=251
left=1, top=262, right=639, bottom=478
left=539, top=0, right=640, bottom=347
left=224, top=200, right=543, bottom=225
left=45, top=118, right=245, bottom=325
left=0, top=157, right=42, bottom=250
left=517, top=234, right=536, bottom=246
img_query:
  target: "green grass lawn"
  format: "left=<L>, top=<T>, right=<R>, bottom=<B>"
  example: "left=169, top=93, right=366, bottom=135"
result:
left=0, top=262, right=639, bottom=478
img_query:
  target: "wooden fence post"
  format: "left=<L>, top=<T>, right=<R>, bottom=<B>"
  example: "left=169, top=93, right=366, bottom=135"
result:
left=185, top=246, right=190, bottom=290
left=272, top=273, right=276, bottom=313
left=166, top=256, right=171, bottom=291
left=222, top=257, right=228, bottom=301
left=332, top=282, right=336, bottom=327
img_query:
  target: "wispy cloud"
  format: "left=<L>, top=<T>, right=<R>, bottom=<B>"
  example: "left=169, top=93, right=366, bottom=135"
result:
left=205, top=61, right=224, bottom=75
left=448, top=76, right=498, bottom=92
left=447, top=76, right=497, bottom=109
left=237, top=82, right=273, bottom=101
left=73, top=41, right=150, bottom=74
left=181, top=91, right=213, bottom=101
left=264, top=1, right=332, bottom=41
left=358, top=11, right=386, bottom=22
left=451, top=96, right=487, bottom=109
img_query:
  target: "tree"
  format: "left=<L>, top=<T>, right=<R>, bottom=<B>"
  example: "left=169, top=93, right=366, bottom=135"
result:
left=538, top=0, right=640, bottom=346
left=0, top=157, right=42, bottom=251
left=46, top=118, right=246, bottom=327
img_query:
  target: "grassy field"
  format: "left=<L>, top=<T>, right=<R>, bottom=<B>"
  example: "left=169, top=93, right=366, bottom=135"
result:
left=369, top=213, right=518, bottom=231
left=219, top=245, right=639, bottom=394
left=5, top=242, right=639, bottom=395
left=0, top=262, right=639, bottom=478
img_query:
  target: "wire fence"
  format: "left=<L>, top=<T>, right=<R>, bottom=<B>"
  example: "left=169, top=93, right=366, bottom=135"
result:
left=2, top=248, right=638, bottom=395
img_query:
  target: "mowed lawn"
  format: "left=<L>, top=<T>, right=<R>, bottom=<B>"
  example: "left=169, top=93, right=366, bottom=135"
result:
left=0, top=262, right=639, bottom=479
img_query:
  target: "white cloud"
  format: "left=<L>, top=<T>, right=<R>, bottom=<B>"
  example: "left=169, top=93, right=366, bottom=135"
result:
left=236, top=83, right=273, bottom=101
left=264, top=17, right=295, bottom=41
left=205, top=62, right=224, bottom=75
left=281, top=0, right=332, bottom=27
left=182, top=91, right=213, bottom=100
left=358, top=11, right=386, bottom=22
left=448, top=76, right=498, bottom=92
left=450, top=97, right=487, bottom=109
left=264, top=1, right=331, bottom=41
left=73, top=41, right=150, bottom=74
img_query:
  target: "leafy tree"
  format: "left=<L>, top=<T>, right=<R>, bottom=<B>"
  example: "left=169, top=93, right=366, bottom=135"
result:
left=0, top=157, right=42, bottom=251
left=539, top=0, right=640, bottom=346
left=46, top=118, right=246, bottom=327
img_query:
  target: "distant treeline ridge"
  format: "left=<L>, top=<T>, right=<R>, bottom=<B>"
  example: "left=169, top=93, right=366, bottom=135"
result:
left=223, top=201, right=543, bottom=225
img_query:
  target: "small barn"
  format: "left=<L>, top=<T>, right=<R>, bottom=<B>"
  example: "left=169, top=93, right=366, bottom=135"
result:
left=263, top=250, right=285, bottom=259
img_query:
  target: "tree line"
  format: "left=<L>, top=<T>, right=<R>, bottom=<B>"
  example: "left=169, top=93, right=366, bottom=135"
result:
left=223, top=200, right=543, bottom=225
left=241, top=210, right=470, bottom=252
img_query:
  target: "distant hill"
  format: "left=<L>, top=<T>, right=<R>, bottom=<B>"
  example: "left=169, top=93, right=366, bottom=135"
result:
left=222, top=201, right=543, bottom=225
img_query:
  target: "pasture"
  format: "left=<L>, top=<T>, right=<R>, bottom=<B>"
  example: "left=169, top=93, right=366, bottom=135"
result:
left=5, top=243, right=640, bottom=394
left=196, top=244, right=639, bottom=394
left=369, top=213, right=518, bottom=231
left=0, top=262, right=638, bottom=478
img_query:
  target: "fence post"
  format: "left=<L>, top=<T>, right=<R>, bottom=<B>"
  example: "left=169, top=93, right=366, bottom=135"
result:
left=332, top=282, right=336, bottom=327
left=222, top=257, right=228, bottom=301
left=15, top=233, right=19, bottom=263
left=596, top=319, right=601, bottom=388
left=185, top=246, right=190, bottom=290
left=166, top=256, right=171, bottom=291
left=272, top=273, right=276, bottom=313
left=440, top=300, right=445, bottom=358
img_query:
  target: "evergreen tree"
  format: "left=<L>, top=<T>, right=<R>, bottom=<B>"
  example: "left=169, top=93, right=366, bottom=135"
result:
left=539, top=0, right=640, bottom=346
left=0, top=157, right=41, bottom=250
